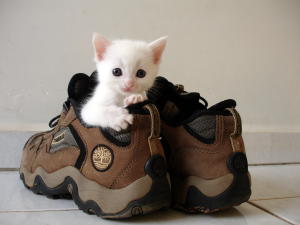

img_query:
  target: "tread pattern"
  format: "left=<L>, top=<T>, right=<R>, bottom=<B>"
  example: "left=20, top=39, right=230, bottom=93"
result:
left=20, top=154, right=171, bottom=219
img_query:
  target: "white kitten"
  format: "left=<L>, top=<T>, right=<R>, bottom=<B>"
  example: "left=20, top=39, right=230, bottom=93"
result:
left=81, top=33, right=167, bottom=131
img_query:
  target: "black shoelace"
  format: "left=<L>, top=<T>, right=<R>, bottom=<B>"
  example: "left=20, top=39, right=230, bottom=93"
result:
left=49, top=115, right=60, bottom=128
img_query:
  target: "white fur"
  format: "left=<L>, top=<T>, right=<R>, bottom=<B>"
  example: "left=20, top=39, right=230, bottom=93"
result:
left=81, top=34, right=167, bottom=131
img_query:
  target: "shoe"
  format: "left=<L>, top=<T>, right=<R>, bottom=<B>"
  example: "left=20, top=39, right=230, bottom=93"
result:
left=147, top=77, right=251, bottom=213
left=20, top=72, right=171, bottom=219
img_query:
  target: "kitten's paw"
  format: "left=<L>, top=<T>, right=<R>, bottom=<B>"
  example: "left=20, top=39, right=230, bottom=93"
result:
left=124, top=94, right=148, bottom=106
left=110, top=108, right=133, bottom=131
left=140, top=94, right=148, bottom=102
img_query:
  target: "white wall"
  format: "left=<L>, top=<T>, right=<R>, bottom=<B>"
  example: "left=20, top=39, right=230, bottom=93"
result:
left=1, top=0, right=299, bottom=133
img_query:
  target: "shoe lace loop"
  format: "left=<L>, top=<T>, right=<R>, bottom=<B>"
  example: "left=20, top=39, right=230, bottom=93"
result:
left=175, top=84, right=208, bottom=108
left=49, top=115, right=61, bottom=128
left=200, top=96, right=208, bottom=108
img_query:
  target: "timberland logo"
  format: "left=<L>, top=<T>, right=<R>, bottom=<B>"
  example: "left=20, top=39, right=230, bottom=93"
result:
left=233, top=154, right=248, bottom=173
left=52, top=132, right=65, bottom=145
left=153, top=157, right=166, bottom=177
left=91, top=145, right=113, bottom=172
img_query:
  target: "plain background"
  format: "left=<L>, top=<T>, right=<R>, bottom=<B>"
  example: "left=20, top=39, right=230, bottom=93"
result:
left=0, top=0, right=299, bottom=133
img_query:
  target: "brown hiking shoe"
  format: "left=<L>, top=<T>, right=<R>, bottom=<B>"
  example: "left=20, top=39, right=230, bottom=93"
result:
left=147, top=77, right=251, bottom=213
left=20, top=72, right=171, bottom=219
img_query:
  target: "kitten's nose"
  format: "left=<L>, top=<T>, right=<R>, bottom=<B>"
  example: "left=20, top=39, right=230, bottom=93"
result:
left=124, top=79, right=134, bottom=89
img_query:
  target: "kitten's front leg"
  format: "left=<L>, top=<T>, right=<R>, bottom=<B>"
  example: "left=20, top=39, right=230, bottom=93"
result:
left=124, top=94, right=148, bottom=106
left=81, top=105, right=133, bottom=131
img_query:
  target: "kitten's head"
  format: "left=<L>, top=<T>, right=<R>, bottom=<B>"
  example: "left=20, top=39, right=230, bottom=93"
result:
left=92, top=33, right=167, bottom=96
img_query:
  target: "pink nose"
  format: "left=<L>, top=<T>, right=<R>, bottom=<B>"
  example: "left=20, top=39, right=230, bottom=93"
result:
left=124, top=79, right=134, bottom=89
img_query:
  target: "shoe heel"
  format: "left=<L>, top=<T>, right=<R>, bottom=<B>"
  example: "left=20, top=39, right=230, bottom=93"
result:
left=172, top=152, right=251, bottom=213
left=102, top=154, right=171, bottom=218
left=181, top=171, right=251, bottom=213
left=74, top=154, right=171, bottom=219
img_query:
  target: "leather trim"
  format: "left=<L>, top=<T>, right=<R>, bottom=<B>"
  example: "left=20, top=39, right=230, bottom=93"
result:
left=225, top=108, right=242, bottom=152
left=142, top=104, right=161, bottom=156
left=69, top=124, right=86, bottom=170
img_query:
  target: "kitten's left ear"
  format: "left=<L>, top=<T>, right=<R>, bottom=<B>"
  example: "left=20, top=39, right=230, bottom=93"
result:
left=148, top=36, right=167, bottom=64
left=93, top=33, right=112, bottom=62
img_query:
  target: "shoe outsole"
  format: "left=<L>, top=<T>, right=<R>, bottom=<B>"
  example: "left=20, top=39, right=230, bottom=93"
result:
left=171, top=173, right=251, bottom=213
left=20, top=154, right=172, bottom=219
left=171, top=152, right=252, bottom=213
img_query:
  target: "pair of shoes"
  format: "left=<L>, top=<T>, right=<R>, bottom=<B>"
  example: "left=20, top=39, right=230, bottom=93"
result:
left=20, top=72, right=251, bottom=218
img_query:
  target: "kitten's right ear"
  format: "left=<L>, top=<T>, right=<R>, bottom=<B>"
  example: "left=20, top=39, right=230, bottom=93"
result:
left=148, top=36, right=167, bottom=65
left=93, top=33, right=111, bottom=62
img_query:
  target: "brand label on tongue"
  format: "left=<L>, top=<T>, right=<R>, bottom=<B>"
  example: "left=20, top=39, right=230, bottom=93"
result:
left=162, top=101, right=180, bottom=119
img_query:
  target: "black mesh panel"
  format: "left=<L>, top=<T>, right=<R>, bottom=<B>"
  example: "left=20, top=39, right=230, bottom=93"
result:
left=187, top=115, right=216, bottom=140
left=105, top=126, right=132, bottom=143
left=50, top=127, right=79, bottom=153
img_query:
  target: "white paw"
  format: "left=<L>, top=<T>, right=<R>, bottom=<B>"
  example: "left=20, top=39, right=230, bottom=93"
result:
left=124, top=94, right=148, bottom=106
left=109, top=107, right=133, bottom=131
left=81, top=104, right=133, bottom=131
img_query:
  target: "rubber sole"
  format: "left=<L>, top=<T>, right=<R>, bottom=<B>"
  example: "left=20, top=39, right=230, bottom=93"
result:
left=171, top=152, right=252, bottom=213
left=20, top=154, right=171, bottom=219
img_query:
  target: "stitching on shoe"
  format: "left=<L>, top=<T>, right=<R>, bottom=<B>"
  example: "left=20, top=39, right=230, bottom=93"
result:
left=109, top=115, right=144, bottom=188
left=31, top=142, right=46, bottom=173
left=45, top=135, right=53, bottom=153
left=178, top=116, right=227, bottom=155
left=171, top=116, right=229, bottom=173
left=61, top=112, right=77, bottom=127
left=48, top=146, right=80, bottom=156
left=31, top=153, right=38, bottom=173
left=109, top=116, right=143, bottom=188
left=30, top=135, right=50, bottom=172
left=105, top=115, right=137, bottom=151
left=166, top=116, right=223, bottom=171
left=31, top=146, right=80, bottom=173
left=183, top=116, right=222, bottom=148
left=168, top=116, right=223, bottom=170
left=26, top=132, right=46, bottom=149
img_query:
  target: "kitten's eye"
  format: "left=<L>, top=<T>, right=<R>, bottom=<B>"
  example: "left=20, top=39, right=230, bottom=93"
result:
left=112, top=68, right=122, bottom=76
left=136, top=69, right=146, bottom=78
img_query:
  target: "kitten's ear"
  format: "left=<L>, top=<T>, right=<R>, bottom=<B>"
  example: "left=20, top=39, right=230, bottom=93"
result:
left=93, top=33, right=111, bottom=62
left=148, top=36, right=167, bottom=64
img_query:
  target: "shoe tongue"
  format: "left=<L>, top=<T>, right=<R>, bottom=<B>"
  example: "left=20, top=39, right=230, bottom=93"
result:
left=68, top=71, right=98, bottom=103
left=147, top=76, right=207, bottom=121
